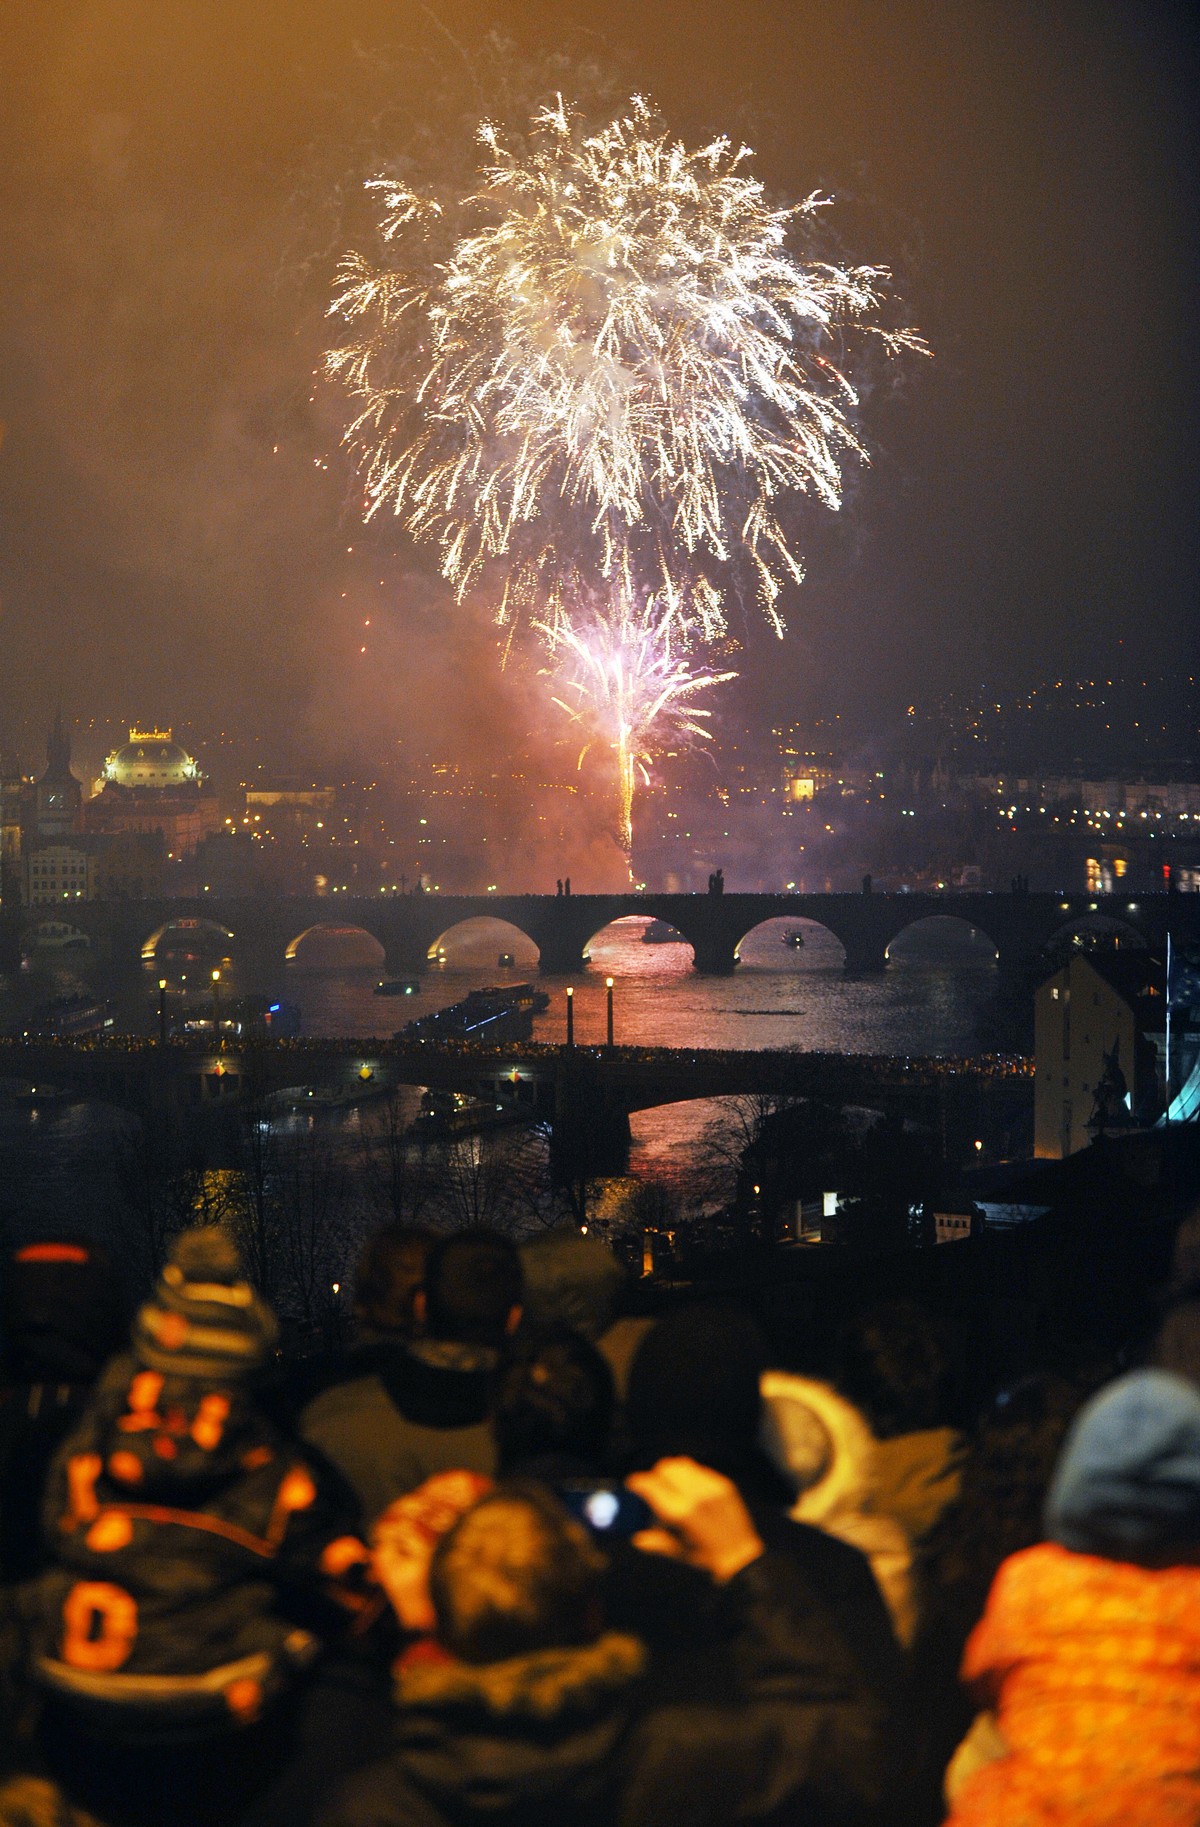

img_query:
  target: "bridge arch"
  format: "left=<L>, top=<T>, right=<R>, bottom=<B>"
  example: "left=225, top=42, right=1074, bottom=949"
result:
left=426, top=916, right=539, bottom=968
left=884, top=914, right=999, bottom=967
left=583, top=914, right=694, bottom=974
left=25, top=918, right=91, bottom=953
left=286, top=923, right=386, bottom=968
left=1045, top=912, right=1148, bottom=960
left=141, top=917, right=236, bottom=964
left=733, top=916, right=847, bottom=969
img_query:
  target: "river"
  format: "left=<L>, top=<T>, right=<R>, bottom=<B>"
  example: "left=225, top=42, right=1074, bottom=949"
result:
left=0, top=913, right=1004, bottom=1245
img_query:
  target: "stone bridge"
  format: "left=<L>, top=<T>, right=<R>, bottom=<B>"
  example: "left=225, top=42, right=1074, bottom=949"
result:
left=12, top=890, right=1196, bottom=977
left=0, top=1035, right=1031, bottom=1181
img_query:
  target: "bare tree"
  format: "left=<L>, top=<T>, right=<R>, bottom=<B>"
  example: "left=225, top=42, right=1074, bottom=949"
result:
left=228, top=1099, right=283, bottom=1305
left=271, top=1113, right=351, bottom=1337
left=109, top=1109, right=239, bottom=1293
left=425, top=1121, right=562, bottom=1235
left=693, top=1093, right=803, bottom=1204
left=356, top=1091, right=440, bottom=1228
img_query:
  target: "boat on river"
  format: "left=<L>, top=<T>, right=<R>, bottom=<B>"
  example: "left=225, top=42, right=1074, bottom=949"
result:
left=25, top=995, right=115, bottom=1038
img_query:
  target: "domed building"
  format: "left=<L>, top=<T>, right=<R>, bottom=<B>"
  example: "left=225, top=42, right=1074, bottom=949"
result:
left=101, top=730, right=200, bottom=792
left=86, top=727, right=221, bottom=862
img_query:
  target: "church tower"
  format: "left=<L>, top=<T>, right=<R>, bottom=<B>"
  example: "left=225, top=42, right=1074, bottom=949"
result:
left=35, top=711, right=83, bottom=840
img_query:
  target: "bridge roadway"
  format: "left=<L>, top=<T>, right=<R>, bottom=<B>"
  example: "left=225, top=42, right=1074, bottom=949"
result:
left=0, top=1033, right=1032, bottom=1116
left=13, top=890, right=1197, bottom=977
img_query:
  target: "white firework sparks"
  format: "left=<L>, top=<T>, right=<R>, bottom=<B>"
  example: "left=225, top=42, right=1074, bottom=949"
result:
left=327, top=94, right=927, bottom=641
left=539, top=595, right=737, bottom=869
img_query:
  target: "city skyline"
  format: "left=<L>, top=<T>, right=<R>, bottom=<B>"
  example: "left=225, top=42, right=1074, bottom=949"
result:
left=1, top=1, right=1197, bottom=827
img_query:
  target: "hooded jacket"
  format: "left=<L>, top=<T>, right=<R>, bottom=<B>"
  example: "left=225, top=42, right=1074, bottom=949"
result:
left=300, top=1341, right=497, bottom=1524
left=517, top=1229, right=651, bottom=1400
left=322, top=1551, right=887, bottom=1827
left=947, top=1372, right=1200, bottom=1827
left=947, top=1544, right=1200, bottom=1827
left=870, top=1427, right=964, bottom=1548
left=34, top=1353, right=363, bottom=1733
left=760, top=1373, right=917, bottom=1645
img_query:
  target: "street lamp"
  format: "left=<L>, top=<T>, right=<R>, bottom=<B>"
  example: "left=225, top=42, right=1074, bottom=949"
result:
left=606, top=976, right=614, bottom=1049
left=211, top=968, right=221, bottom=1040
left=565, top=986, right=574, bottom=1048
left=158, top=978, right=168, bottom=1047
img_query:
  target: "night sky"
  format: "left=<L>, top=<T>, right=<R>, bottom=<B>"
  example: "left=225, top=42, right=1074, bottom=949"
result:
left=1, top=0, right=1196, bottom=775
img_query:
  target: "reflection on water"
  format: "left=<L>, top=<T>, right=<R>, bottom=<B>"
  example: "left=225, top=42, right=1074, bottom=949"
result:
left=310, top=914, right=996, bottom=1059
left=1, top=913, right=999, bottom=1245
left=286, top=915, right=998, bottom=1195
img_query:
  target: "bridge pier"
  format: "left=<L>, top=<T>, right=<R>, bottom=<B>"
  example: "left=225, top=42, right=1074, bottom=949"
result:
left=689, top=935, right=740, bottom=975
left=842, top=946, right=888, bottom=974
left=549, top=1060, right=631, bottom=1186
left=534, top=931, right=590, bottom=976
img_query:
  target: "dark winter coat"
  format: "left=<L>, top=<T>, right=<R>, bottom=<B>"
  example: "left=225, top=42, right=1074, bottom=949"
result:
left=300, top=1341, right=497, bottom=1523
left=33, top=1353, right=364, bottom=1736
left=320, top=1550, right=887, bottom=1827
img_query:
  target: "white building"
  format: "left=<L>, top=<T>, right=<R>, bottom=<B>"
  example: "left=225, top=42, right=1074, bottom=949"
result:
left=25, top=842, right=97, bottom=906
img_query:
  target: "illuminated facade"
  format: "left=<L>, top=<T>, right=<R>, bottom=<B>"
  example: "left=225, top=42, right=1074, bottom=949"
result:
left=26, top=841, right=98, bottom=905
left=1034, top=952, right=1165, bottom=1159
left=1, top=755, right=22, bottom=900
left=86, top=728, right=220, bottom=860
left=100, top=729, right=200, bottom=791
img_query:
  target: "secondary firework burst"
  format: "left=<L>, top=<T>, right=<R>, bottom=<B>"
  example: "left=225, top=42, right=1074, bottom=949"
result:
left=327, top=93, right=927, bottom=642
left=539, top=595, right=737, bottom=871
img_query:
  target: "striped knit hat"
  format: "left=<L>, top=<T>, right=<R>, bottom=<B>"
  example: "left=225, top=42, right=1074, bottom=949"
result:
left=133, top=1227, right=277, bottom=1380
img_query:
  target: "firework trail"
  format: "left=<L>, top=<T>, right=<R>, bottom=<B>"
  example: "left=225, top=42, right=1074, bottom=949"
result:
left=538, top=594, right=737, bottom=869
left=327, top=94, right=926, bottom=643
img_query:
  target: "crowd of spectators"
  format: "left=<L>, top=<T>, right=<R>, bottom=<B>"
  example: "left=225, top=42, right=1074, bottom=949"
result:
left=0, top=1209, right=1197, bottom=1827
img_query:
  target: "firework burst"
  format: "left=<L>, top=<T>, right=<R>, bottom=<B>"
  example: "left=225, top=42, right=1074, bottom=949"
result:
left=539, top=595, right=736, bottom=870
left=327, top=94, right=926, bottom=641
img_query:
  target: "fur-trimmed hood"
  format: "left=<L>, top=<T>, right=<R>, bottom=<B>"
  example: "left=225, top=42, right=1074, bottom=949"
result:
left=391, top=1632, right=646, bottom=1819
left=760, top=1373, right=878, bottom=1525
left=759, top=1372, right=917, bottom=1644
left=397, top=1631, right=645, bottom=1720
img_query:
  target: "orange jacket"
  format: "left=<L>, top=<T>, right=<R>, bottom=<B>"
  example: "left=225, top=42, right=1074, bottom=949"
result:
left=948, top=1542, right=1200, bottom=1827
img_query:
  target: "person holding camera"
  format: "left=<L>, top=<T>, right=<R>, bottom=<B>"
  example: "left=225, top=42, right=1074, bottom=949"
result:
left=322, top=1458, right=886, bottom=1827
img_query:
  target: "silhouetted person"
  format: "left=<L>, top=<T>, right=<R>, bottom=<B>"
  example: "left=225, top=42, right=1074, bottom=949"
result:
left=0, top=1238, right=125, bottom=1582
left=492, top=1325, right=615, bottom=1482
left=518, top=1228, right=652, bottom=1400
left=31, top=1228, right=364, bottom=1826
left=301, top=1231, right=523, bottom=1522
left=625, top=1302, right=904, bottom=1708
left=353, top=1224, right=435, bottom=1347
left=323, top=1468, right=887, bottom=1827
left=835, top=1300, right=965, bottom=1551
